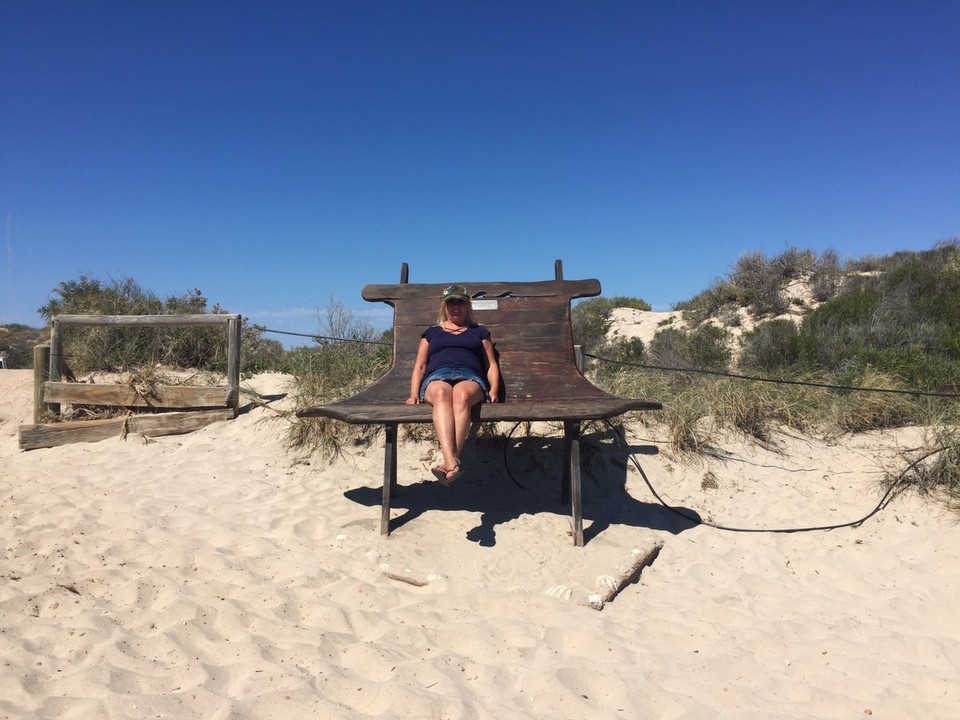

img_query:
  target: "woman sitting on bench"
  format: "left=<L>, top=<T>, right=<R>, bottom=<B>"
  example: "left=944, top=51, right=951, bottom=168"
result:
left=406, top=284, right=500, bottom=485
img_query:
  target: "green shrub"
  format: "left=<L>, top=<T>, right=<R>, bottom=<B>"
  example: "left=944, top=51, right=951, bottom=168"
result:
left=739, top=319, right=801, bottom=374
left=676, top=282, right=739, bottom=327
left=810, top=249, right=842, bottom=302
left=648, top=327, right=687, bottom=370
left=0, top=324, right=47, bottom=368
left=789, top=242, right=960, bottom=390
left=731, top=251, right=790, bottom=317
left=687, top=325, right=732, bottom=371
left=796, top=284, right=880, bottom=373
left=775, top=247, right=817, bottom=278
left=680, top=247, right=819, bottom=326
left=39, top=275, right=162, bottom=318
left=571, top=296, right=651, bottom=351
left=594, top=336, right=647, bottom=384
left=36, top=274, right=282, bottom=375
left=649, top=324, right=730, bottom=372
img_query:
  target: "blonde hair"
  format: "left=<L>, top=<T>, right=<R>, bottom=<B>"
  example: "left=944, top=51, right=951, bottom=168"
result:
left=437, top=299, right=476, bottom=326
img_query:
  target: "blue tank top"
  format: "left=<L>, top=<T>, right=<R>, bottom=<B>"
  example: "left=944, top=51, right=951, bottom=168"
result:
left=422, top=325, right=490, bottom=377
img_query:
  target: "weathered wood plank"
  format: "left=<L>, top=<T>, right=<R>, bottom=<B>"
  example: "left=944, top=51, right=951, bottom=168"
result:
left=300, top=396, right=660, bottom=424
left=43, top=382, right=234, bottom=409
left=18, top=408, right=236, bottom=451
left=53, top=314, right=239, bottom=327
left=363, top=279, right=601, bottom=303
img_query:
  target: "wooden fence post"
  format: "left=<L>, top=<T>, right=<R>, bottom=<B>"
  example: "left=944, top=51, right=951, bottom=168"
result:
left=47, top=320, right=62, bottom=416
left=227, top=314, right=241, bottom=413
left=33, top=344, right=50, bottom=423
left=48, top=319, right=62, bottom=382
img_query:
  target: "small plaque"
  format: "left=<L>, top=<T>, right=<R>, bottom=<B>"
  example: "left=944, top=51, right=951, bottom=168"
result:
left=472, top=299, right=499, bottom=311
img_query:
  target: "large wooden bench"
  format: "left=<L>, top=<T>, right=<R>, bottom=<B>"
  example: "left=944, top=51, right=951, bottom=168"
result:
left=297, top=260, right=661, bottom=545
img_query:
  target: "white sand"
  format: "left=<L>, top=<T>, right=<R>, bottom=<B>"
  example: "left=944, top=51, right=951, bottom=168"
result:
left=2, top=368, right=958, bottom=718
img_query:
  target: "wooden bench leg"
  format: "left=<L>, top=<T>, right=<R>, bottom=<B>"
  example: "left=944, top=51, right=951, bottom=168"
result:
left=564, top=420, right=584, bottom=547
left=381, top=422, right=398, bottom=536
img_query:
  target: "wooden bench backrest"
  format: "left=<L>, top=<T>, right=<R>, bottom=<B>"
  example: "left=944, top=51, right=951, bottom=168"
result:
left=358, top=270, right=600, bottom=404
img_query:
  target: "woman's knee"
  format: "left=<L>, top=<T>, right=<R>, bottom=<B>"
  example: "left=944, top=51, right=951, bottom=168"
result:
left=424, top=382, right=453, bottom=405
left=452, top=383, right=483, bottom=409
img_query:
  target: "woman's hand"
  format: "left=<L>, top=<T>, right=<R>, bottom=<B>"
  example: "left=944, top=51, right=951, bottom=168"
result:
left=405, top=396, right=419, bottom=405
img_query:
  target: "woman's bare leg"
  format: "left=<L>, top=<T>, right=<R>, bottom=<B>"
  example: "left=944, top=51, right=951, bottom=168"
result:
left=451, top=381, right=484, bottom=460
left=424, top=381, right=458, bottom=470
left=424, top=380, right=485, bottom=471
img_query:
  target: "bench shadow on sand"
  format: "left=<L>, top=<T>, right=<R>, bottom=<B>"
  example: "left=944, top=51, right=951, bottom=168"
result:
left=343, top=426, right=701, bottom=546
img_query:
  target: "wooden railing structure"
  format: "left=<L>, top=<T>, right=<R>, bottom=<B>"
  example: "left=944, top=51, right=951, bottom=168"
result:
left=19, top=314, right=242, bottom=450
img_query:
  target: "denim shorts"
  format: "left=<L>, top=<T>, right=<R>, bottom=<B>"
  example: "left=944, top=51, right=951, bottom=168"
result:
left=419, top=367, right=490, bottom=402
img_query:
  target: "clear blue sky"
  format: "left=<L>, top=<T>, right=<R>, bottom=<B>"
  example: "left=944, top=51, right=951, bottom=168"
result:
left=3, top=1, right=958, bottom=342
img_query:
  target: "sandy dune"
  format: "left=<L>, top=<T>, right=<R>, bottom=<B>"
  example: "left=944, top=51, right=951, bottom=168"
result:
left=1, top=369, right=958, bottom=719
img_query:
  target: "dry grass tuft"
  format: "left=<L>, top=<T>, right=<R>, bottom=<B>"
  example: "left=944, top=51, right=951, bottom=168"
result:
left=888, top=424, right=960, bottom=509
left=831, top=367, right=926, bottom=432
left=589, top=363, right=942, bottom=457
left=285, top=330, right=391, bottom=460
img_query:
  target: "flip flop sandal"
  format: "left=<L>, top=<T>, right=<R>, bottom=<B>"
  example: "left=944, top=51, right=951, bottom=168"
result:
left=438, top=465, right=463, bottom=486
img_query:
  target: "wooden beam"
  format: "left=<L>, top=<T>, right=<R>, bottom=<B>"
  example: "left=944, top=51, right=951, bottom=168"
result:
left=53, top=314, right=239, bottom=327
left=43, top=382, right=233, bottom=409
left=18, top=408, right=235, bottom=451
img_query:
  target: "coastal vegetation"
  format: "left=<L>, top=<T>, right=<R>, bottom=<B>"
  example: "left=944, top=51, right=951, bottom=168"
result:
left=589, top=240, right=960, bottom=508
left=0, top=324, right=46, bottom=368
left=5, top=239, right=958, bottom=506
left=28, top=275, right=286, bottom=377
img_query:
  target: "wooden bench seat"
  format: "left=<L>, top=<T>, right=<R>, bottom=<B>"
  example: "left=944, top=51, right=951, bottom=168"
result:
left=297, top=260, right=661, bottom=545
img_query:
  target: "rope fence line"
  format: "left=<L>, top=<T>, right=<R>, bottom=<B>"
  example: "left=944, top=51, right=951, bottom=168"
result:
left=584, top=352, right=960, bottom=400
left=259, top=325, right=960, bottom=400
left=260, top=327, right=390, bottom=346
